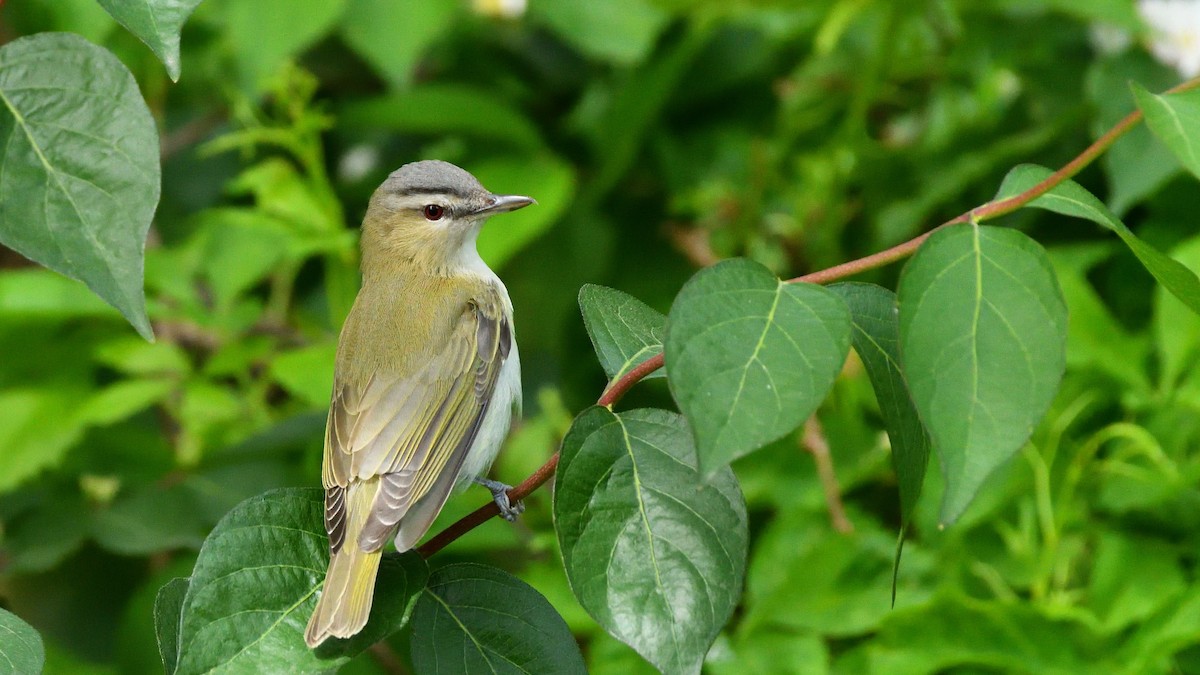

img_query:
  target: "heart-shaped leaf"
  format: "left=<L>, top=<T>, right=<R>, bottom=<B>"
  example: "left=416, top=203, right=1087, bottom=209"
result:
left=666, top=258, right=852, bottom=472
left=997, top=163, right=1200, bottom=316
left=96, top=0, right=203, bottom=80
left=410, top=563, right=586, bottom=674
left=898, top=224, right=1067, bottom=524
left=172, top=488, right=428, bottom=674
left=554, top=406, right=748, bottom=675
left=0, top=608, right=43, bottom=675
left=0, top=33, right=161, bottom=339
left=829, top=282, right=931, bottom=524
left=579, top=284, right=666, bottom=384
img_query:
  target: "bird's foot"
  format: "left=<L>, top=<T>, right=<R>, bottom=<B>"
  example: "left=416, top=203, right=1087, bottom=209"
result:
left=474, top=477, right=525, bottom=522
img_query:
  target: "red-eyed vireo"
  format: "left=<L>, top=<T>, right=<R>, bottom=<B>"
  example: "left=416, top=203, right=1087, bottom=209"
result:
left=304, top=160, right=532, bottom=647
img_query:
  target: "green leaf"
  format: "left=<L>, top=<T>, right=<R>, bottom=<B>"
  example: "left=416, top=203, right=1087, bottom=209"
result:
left=828, top=283, right=931, bottom=524
left=474, top=155, right=575, bottom=269
left=410, top=563, right=587, bottom=674
left=531, top=0, right=669, bottom=65
left=224, top=0, right=346, bottom=93
left=269, top=341, right=337, bottom=408
left=95, top=0, right=203, bottom=80
left=0, top=33, right=161, bottom=339
left=154, top=577, right=189, bottom=675
left=174, top=488, right=428, bottom=674
left=1132, top=83, right=1200, bottom=181
left=0, top=388, right=91, bottom=493
left=898, top=224, right=1067, bottom=523
left=93, top=482, right=209, bottom=555
left=0, top=608, right=44, bottom=675
left=339, top=86, right=545, bottom=152
left=665, top=258, right=852, bottom=472
left=578, top=284, right=666, bottom=384
left=554, top=407, right=748, bottom=675
left=195, top=209, right=292, bottom=310
left=1154, top=236, right=1200, bottom=388
left=339, top=0, right=458, bottom=89
left=997, top=164, right=1200, bottom=317
left=76, top=378, right=174, bottom=426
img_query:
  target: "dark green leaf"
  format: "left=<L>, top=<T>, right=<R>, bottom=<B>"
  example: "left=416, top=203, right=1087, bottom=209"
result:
left=1132, top=83, right=1200, bottom=181
left=410, top=563, right=586, bottom=675
left=95, top=0, right=203, bottom=80
left=225, top=0, right=346, bottom=92
left=0, top=33, right=160, bottom=339
left=0, top=608, right=43, bottom=675
left=828, top=282, right=931, bottom=524
left=998, top=164, right=1200, bottom=316
left=531, top=0, right=669, bottom=65
left=174, top=488, right=428, bottom=674
left=339, top=0, right=458, bottom=89
left=666, top=258, right=852, bottom=473
left=578, top=284, right=666, bottom=383
left=474, top=155, right=575, bottom=268
left=339, top=86, right=545, bottom=152
left=898, top=224, right=1067, bottom=523
left=155, top=577, right=189, bottom=675
left=554, top=407, right=748, bottom=675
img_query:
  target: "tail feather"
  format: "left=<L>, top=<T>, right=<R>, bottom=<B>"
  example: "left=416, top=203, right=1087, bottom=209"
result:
left=304, top=543, right=382, bottom=648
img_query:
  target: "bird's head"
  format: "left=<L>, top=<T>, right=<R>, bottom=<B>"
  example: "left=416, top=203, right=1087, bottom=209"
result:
left=361, top=160, right=534, bottom=277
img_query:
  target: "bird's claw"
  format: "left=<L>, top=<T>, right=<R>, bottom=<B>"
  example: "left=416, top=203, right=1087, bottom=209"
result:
left=475, top=477, right=525, bottom=522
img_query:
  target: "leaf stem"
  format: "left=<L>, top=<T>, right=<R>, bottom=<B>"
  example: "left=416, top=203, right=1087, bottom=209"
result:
left=415, top=75, right=1200, bottom=559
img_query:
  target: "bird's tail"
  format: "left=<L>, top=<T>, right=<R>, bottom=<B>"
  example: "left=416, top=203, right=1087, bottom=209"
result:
left=305, top=485, right=383, bottom=648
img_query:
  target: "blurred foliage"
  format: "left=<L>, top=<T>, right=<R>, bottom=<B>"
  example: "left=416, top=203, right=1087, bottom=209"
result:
left=3, top=0, right=1200, bottom=672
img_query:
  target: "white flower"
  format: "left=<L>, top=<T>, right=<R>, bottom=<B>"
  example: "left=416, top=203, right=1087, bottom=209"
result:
left=473, top=0, right=527, bottom=19
left=338, top=144, right=380, bottom=184
left=1139, top=0, right=1200, bottom=77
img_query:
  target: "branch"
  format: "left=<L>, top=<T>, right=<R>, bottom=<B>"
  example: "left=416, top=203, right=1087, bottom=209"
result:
left=802, top=416, right=854, bottom=534
left=416, top=75, right=1200, bottom=558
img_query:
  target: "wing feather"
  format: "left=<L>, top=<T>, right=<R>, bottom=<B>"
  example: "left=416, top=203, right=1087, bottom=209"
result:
left=321, top=300, right=510, bottom=554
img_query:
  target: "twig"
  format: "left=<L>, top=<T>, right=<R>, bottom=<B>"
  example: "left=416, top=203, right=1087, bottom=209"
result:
left=414, top=75, right=1200, bottom=558
left=801, top=416, right=854, bottom=534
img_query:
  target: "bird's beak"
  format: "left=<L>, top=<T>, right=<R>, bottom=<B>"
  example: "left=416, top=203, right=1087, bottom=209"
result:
left=474, top=194, right=536, bottom=216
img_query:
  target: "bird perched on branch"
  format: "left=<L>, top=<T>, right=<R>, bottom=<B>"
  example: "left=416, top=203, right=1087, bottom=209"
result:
left=305, top=160, right=532, bottom=647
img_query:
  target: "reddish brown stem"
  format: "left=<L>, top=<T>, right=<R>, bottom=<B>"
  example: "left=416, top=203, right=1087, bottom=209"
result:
left=417, top=76, right=1200, bottom=558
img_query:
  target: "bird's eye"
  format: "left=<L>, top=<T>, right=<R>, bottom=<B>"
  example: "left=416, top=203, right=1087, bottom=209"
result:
left=423, top=204, right=445, bottom=221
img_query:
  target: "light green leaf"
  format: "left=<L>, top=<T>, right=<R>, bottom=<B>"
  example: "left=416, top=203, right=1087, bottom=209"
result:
left=410, top=563, right=587, bottom=674
left=0, top=33, right=161, bottom=339
left=0, top=388, right=91, bottom=493
left=1132, top=83, right=1200, bottom=181
left=554, top=407, right=748, bottom=675
left=95, top=0, right=203, bottom=80
left=224, top=0, right=346, bottom=93
left=898, top=224, right=1067, bottom=524
left=269, top=341, right=337, bottom=408
left=828, top=283, right=930, bottom=524
left=475, top=155, right=575, bottom=269
left=339, top=86, right=546, bottom=151
left=531, top=0, right=669, bottom=64
left=155, top=577, right=189, bottom=675
left=93, top=482, right=209, bottom=555
left=0, top=608, right=44, bottom=675
left=174, top=488, right=428, bottom=674
left=665, top=258, right=852, bottom=473
left=578, top=284, right=666, bottom=384
left=339, top=0, right=458, bottom=89
left=997, top=163, right=1200, bottom=317
left=196, top=209, right=292, bottom=310
left=76, top=378, right=174, bottom=426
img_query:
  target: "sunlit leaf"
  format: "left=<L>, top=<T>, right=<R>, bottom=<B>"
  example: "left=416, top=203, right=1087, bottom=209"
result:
left=0, top=608, right=44, bottom=675
left=0, top=33, right=160, bottom=339
left=829, top=282, right=930, bottom=524
left=410, top=563, right=587, bottom=674
left=997, top=164, right=1200, bottom=317
left=898, top=224, right=1067, bottom=523
left=269, top=341, right=337, bottom=408
left=531, top=0, right=669, bottom=65
left=578, top=284, right=666, bottom=384
left=555, top=407, right=748, bottom=675
left=173, top=488, right=427, bottom=674
left=95, top=0, right=203, bottom=80
left=666, top=258, right=852, bottom=473
left=224, top=0, right=346, bottom=92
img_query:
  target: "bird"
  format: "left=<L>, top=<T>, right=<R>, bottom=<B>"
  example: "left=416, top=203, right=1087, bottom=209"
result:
left=304, top=160, right=532, bottom=648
